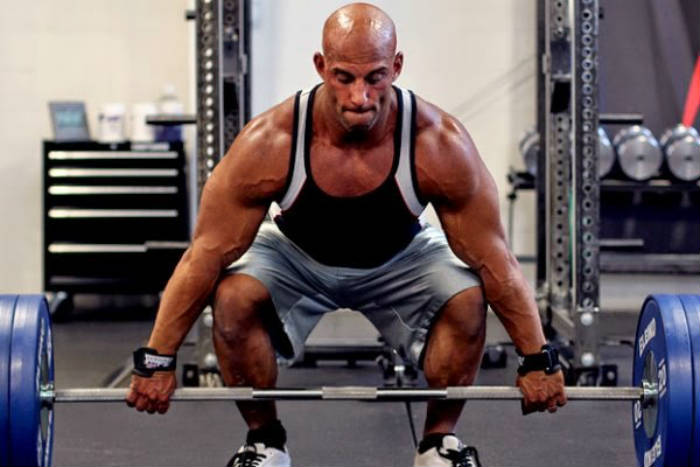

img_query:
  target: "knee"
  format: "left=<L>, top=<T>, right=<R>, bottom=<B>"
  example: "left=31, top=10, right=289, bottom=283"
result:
left=441, top=286, right=487, bottom=342
left=422, top=287, right=487, bottom=387
left=212, top=274, right=271, bottom=343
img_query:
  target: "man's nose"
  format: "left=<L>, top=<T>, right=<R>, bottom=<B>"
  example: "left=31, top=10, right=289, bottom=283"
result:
left=349, top=82, right=369, bottom=108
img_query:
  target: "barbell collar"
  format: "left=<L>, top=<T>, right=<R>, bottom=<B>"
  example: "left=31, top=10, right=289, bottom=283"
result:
left=46, top=385, right=649, bottom=404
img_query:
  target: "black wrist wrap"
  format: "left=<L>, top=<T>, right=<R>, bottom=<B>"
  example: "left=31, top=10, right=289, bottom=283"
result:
left=517, top=344, right=561, bottom=376
left=132, top=347, right=176, bottom=377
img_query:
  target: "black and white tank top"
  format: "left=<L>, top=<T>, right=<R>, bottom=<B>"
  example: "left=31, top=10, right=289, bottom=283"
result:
left=274, top=84, right=427, bottom=268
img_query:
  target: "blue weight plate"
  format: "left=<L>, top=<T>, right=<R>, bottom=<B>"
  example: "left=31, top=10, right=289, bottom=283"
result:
left=9, top=295, right=54, bottom=467
left=679, top=294, right=700, bottom=467
left=633, top=294, right=694, bottom=467
left=43, top=297, right=54, bottom=467
left=0, top=295, right=19, bottom=466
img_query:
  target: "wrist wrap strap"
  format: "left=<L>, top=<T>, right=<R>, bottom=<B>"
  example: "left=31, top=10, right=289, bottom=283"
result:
left=517, top=344, right=561, bottom=376
left=132, top=347, right=176, bottom=377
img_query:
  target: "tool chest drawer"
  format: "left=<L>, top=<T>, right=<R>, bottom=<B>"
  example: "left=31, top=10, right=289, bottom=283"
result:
left=43, top=141, right=190, bottom=293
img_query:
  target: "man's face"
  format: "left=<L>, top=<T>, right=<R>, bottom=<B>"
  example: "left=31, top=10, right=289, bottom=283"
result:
left=315, top=51, right=402, bottom=133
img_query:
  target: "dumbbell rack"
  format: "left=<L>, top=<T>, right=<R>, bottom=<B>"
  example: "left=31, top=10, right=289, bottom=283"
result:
left=507, top=170, right=700, bottom=274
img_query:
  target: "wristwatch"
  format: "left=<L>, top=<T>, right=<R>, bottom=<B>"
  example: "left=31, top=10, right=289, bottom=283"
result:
left=517, top=344, right=561, bottom=376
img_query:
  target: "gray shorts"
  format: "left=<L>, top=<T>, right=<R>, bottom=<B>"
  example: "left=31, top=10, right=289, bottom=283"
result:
left=225, top=221, right=481, bottom=368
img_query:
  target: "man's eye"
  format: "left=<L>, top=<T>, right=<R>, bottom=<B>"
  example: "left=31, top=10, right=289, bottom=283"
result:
left=367, top=73, right=385, bottom=84
left=337, top=74, right=353, bottom=84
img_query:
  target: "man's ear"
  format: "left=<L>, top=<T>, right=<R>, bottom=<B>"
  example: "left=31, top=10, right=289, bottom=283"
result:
left=392, top=52, right=404, bottom=81
left=313, top=52, right=326, bottom=79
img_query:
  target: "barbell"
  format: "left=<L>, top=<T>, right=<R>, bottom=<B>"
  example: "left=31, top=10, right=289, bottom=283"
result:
left=0, top=293, right=698, bottom=467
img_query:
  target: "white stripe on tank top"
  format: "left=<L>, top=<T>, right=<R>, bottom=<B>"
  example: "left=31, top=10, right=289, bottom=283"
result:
left=278, top=85, right=426, bottom=216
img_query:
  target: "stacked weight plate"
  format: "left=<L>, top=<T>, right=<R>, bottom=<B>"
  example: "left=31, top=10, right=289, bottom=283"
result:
left=633, top=294, right=700, bottom=467
left=678, top=295, right=700, bottom=467
left=0, top=295, right=54, bottom=466
left=0, top=295, right=17, bottom=465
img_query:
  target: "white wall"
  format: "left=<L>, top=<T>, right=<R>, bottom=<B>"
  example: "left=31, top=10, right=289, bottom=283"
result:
left=250, top=0, right=538, bottom=252
left=0, top=0, right=192, bottom=293
left=0, top=0, right=537, bottom=294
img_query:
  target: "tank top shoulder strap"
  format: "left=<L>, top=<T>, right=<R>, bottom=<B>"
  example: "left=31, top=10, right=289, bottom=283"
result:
left=393, top=86, right=427, bottom=217
left=279, top=85, right=317, bottom=210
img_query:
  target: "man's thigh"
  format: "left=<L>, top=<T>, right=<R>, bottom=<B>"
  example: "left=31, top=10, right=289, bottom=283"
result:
left=224, top=222, right=340, bottom=360
left=346, top=224, right=482, bottom=368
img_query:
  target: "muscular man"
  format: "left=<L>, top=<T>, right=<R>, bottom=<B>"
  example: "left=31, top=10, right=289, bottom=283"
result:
left=127, top=3, right=566, bottom=466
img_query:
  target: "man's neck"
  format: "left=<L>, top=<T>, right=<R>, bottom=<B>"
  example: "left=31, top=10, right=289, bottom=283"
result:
left=315, top=85, right=396, bottom=148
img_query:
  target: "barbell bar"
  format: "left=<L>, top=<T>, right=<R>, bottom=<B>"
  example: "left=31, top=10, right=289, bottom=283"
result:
left=1, top=293, right=698, bottom=467
left=43, top=384, right=654, bottom=404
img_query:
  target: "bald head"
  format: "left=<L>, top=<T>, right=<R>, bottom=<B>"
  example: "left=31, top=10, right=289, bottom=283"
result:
left=322, top=3, right=397, bottom=61
left=314, top=3, right=402, bottom=133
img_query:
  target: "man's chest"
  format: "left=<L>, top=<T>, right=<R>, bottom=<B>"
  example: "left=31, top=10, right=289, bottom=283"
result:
left=308, top=139, right=395, bottom=197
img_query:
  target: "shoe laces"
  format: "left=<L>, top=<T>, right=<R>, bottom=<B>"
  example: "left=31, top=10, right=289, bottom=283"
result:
left=228, top=446, right=266, bottom=467
left=440, top=445, right=480, bottom=467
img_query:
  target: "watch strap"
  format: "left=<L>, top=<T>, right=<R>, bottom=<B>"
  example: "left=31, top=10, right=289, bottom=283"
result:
left=517, top=344, right=561, bottom=376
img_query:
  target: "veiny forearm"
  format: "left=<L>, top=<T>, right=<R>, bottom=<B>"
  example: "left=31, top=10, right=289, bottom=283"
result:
left=448, top=232, right=546, bottom=355
left=476, top=251, right=546, bottom=354
left=147, top=245, right=236, bottom=354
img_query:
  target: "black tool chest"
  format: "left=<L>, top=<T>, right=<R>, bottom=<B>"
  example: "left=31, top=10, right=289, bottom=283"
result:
left=43, top=141, right=190, bottom=295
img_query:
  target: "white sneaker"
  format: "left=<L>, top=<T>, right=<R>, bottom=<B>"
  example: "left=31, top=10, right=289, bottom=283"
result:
left=226, top=443, right=291, bottom=467
left=413, top=435, right=481, bottom=467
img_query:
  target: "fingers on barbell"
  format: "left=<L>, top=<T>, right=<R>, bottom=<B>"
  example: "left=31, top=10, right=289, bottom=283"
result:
left=522, top=391, right=562, bottom=415
left=521, top=399, right=542, bottom=415
left=156, top=401, right=170, bottom=414
left=126, top=387, right=142, bottom=405
left=533, top=401, right=548, bottom=413
left=135, top=395, right=151, bottom=412
left=557, top=392, right=568, bottom=406
left=550, top=388, right=568, bottom=412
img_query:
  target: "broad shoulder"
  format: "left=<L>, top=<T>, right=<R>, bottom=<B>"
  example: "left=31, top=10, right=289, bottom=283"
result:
left=413, top=95, right=483, bottom=204
left=211, top=95, right=297, bottom=200
left=229, top=94, right=296, bottom=166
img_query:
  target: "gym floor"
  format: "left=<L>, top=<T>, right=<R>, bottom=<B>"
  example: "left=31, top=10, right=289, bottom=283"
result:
left=52, top=297, right=640, bottom=467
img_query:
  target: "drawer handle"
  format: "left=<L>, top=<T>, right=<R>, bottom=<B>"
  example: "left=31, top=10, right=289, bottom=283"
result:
left=48, top=151, right=177, bottom=160
left=49, top=168, right=178, bottom=178
left=48, top=186, right=178, bottom=195
left=49, top=209, right=178, bottom=218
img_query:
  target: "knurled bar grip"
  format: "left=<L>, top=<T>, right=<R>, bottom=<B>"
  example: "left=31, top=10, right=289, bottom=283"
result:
left=50, top=386, right=647, bottom=403
left=323, top=386, right=377, bottom=399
